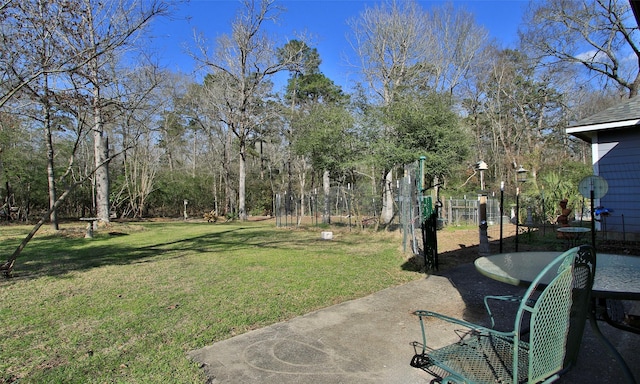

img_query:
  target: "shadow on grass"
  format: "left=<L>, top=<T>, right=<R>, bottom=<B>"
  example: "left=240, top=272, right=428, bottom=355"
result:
left=4, top=225, right=302, bottom=281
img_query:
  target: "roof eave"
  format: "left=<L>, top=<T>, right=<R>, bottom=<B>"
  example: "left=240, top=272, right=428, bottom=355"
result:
left=566, top=118, right=640, bottom=143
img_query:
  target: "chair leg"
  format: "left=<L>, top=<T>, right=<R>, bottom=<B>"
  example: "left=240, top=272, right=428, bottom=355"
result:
left=588, top=312, right=637, bottom=384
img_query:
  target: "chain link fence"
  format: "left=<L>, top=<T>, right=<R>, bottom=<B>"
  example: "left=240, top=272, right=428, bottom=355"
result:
left=275, top=167, right=636, bottom=260
left=274, top=182, right=381, bottom=229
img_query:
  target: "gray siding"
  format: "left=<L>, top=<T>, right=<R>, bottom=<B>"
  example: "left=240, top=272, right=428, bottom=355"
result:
left=596, top=128, right=640, bottom=236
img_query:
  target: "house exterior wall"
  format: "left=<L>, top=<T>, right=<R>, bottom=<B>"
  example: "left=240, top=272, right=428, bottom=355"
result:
left=593, top=127, right=640, bottom=239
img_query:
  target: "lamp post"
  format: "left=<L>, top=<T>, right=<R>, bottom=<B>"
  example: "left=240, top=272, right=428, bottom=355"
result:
left=477, top=161, right=490, bottom=256
left=515, top=166, right=528, bottom=252
left=516, top=166, right=526, bottom=183
left=499, top=181, right=504, bottom=253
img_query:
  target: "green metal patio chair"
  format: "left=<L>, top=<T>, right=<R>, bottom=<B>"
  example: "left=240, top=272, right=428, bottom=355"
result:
left=410, top=245, right=596, bottom=384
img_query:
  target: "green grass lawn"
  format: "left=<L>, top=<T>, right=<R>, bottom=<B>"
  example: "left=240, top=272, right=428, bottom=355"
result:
left=0, top=221, right=422, bottom=383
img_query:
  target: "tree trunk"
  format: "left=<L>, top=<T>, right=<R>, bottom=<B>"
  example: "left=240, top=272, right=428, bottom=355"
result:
left=238, top=140, right=247, bottom=221
left=0, top=150, right=5, bottom=208
left=322, top=169, right=330, bottom=224
left=223, top=128, right=233, bottom=217
left=298, top=159, right=306, bottom=218
left=45, top=126, right=58, bottom=229
left=259, top=140, right=265, bottom=180
left=92, top=85, right=110, bottom=223
left=43, top=78, right=58, bottom=230
left=380, top=170, right=394, bottom=225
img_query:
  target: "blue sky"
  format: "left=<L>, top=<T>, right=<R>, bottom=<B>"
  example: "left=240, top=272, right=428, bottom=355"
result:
left=150, top=0, right=528, bottom=90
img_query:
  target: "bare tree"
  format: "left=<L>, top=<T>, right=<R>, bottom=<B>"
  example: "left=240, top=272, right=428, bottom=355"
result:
left=113, top=66, right=169, bottom=218
left=521, top=0, right=640, bottom=98
left=59, top=0, right=168, bottom=224
left=4, top=0, right=74, bottom=230
left=348, top=0, right=429, bottom=225
left=183, top=79, right=238, bottom=218
left=348, top=0, right=489, bottom=225
left=194, top=0, right=305, bottom=221
left=0, top=1, right=75, bottom=109
left=348, top=0, right=428, bottom=105
left=0, top=61, right=163, bottom=275
left=465, top=47, right=572, bottom=190
left=0, top=0, right=168, bottom=276
left=425, top=3, right=490, bottom=96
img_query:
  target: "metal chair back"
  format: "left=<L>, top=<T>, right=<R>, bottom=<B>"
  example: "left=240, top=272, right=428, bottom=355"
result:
left=516, top=245, right=595, bottom=381
left=411, top=245, right=596, bottom=384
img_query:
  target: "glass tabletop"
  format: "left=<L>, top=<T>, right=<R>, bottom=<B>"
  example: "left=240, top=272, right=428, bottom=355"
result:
left=474, top=252, right=640, bottom=299
left=556, top=227, right=591, bottom=233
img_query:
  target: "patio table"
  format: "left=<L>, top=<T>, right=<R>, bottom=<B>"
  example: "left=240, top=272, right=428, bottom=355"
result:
left=475, top=251, right=640, bottom=384
left=556, top=226, right=591, bottom=248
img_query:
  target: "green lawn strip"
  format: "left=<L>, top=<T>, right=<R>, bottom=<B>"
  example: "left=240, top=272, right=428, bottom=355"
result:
left=0, top=222, right=421, bottom=383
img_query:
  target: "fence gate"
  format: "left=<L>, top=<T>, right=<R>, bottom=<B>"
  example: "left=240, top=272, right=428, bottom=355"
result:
left=421, top=196, right=438, bottom=271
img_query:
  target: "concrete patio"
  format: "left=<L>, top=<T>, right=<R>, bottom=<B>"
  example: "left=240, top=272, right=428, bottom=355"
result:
left=189, top=262, right=639, bottom=383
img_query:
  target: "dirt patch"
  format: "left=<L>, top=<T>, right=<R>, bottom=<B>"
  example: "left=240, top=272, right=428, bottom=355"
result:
left=435, top=228, right=485, bottom=270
